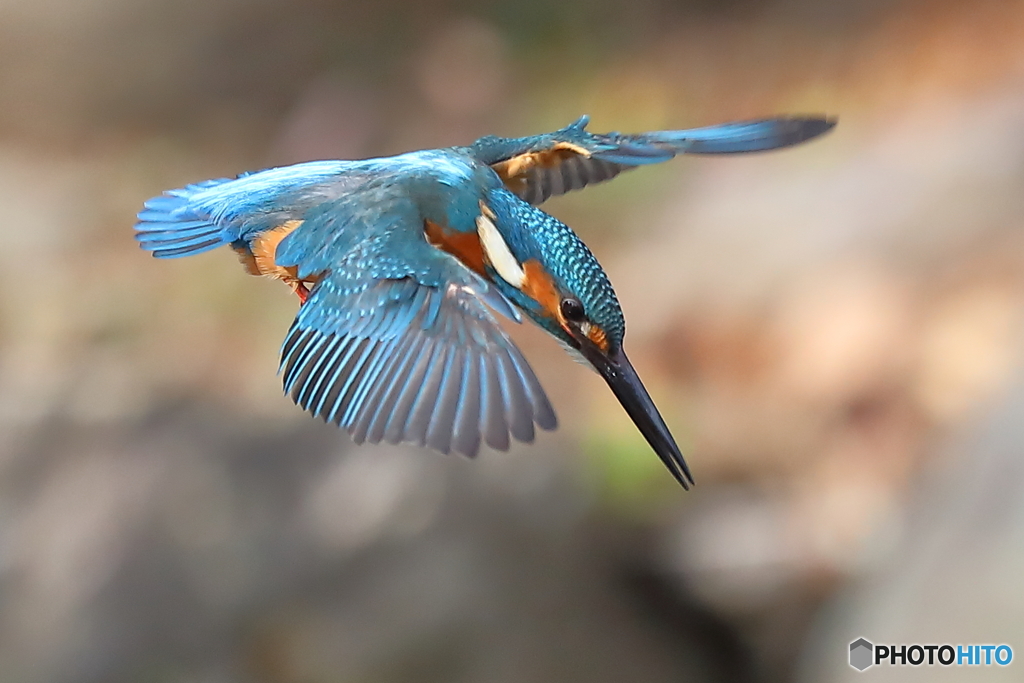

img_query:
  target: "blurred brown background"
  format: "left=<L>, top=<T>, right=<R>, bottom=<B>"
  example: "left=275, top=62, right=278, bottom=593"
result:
left=2, top=0, right=1024, bottom=681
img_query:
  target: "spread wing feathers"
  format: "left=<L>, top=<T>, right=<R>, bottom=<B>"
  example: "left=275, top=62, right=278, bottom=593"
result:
left=514, top=154, right=624, bottom=206
left=470, top=115, right=835, bottom=204
left=134, top=178, right=236, bottom=257
left=280, top=276, right=557, bottom=457
left=134, top=161, right=350, bottom=258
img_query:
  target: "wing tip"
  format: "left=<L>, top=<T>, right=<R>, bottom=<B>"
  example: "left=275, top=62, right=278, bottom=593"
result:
left=793, top=115, right=838, bottom=141
left=134, top=177, right=240, bottom=258
left=644, top=115, right=838, bottom=155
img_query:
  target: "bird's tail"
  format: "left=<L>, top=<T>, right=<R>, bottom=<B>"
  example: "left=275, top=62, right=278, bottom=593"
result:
left=134, top=178, right=235, bottom=258
left=648, top=117, right=836, bottom=155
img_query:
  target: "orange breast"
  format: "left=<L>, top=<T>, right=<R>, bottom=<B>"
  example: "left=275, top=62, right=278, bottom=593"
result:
left=424, top=219, right=487, bottom=276
left=243, top=220, right=320, bottom=293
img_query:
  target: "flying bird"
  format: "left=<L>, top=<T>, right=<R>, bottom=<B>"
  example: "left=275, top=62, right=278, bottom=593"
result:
left=136, top=115, right=835, bottom=488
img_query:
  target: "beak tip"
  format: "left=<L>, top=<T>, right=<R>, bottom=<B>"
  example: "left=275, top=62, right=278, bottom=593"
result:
left=661, top=448, right=694, bottom=490
left=593, top=347, right=695, bottom=491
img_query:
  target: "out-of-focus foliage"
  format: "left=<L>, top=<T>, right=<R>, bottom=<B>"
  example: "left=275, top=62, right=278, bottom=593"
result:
left=2, top=0, right=1024, bottom=681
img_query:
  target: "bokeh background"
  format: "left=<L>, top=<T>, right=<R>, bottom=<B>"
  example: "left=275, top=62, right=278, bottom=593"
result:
left=2, top=0, right=1024, bottom=681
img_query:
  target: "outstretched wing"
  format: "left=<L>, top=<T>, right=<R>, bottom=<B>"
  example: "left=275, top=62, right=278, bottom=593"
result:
left=468, top=115, right=835, bottom=205
left=280, top=273, right=557, bottom=458
left=273, top=187, right=556, bottom=457
left=138, top=158, right=556, bottom=456
left=134, top=160, right=354, bottom=258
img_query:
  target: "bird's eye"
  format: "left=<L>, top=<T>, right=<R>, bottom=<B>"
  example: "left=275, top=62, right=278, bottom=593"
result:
left=560, top=297, right=586, bottom=322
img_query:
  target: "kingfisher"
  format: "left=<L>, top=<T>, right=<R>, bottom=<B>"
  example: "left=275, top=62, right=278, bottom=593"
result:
left=136, top=115, right=834, bottom=488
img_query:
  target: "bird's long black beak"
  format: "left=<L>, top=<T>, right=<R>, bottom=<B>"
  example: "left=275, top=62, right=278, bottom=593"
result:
left=581, top=344, right=694, bottom=489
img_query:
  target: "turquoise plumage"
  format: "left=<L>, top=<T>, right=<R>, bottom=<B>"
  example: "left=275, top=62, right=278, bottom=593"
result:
left=136, top=115, right=835, bottom=487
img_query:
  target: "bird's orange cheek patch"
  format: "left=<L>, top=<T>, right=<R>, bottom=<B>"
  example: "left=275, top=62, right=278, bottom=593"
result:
left=521, top=259, right=564, bottom=322
left=425, top=220, right=487, bottom=276
left=586, top=324, right=609, bottom=352
left=521, top=260, right=609, bottom=351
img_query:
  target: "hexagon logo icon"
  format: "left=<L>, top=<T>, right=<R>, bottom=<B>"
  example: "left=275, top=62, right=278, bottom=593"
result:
left=850, top=638, right=874, bottom=671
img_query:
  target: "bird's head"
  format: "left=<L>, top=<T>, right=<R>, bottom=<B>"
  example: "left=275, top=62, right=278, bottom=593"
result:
left=477, top=189, right=693, bottom=487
